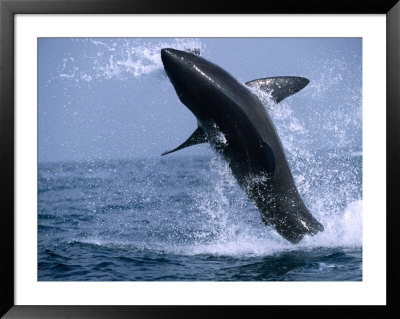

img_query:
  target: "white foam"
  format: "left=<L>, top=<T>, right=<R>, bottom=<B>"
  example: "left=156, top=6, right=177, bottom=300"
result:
left=341, top=200, right=363, bottom=245
left=56, top=38, right=204, bottom=84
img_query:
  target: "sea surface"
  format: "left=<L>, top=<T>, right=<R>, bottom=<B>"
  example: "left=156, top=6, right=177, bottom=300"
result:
left=38, top=150, right=362, bottom=281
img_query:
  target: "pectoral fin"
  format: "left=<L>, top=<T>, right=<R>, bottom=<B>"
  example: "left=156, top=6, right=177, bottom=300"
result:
left=162, top=127, right=207, bottom=156
left=245, top=76, right=309, bottom=103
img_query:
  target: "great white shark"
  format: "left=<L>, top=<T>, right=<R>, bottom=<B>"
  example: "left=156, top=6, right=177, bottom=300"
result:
left=161, top=48, right=324, bottom=244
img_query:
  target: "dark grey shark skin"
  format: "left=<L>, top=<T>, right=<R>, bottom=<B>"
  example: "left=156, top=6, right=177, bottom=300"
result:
left=161, top=48, right=324, bottom=244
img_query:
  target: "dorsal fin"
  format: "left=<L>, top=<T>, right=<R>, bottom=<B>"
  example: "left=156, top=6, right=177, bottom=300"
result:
left=245, top=76, right=309, bottom=103
left=162, top=126, right=207, bottom=156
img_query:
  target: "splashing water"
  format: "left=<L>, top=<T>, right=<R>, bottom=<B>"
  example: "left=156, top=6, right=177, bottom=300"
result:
left=55, top=38, right=204, bottom=83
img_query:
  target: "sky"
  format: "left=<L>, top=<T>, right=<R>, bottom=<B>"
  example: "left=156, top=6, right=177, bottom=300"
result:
left=38, top=38, right=362, bottom=163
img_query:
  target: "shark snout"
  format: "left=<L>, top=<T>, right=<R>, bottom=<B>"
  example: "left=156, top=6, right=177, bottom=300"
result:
left=161, top=48, right=177, bottom=56
left=161, top=48, right=185, bottom=67
left=160, top=48, right=174, bottom=62
left=161, top=48, right=198, bottom=95
left=161, top=48, right=184, bottom=80
left=161, top=48, right=197, bottom=72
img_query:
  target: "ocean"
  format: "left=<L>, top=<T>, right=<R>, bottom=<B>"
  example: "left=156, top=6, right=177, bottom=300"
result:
left=38, top=150, right=362, bottom=281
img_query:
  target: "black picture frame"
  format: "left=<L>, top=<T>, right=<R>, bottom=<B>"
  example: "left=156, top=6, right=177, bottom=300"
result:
left=1, top=0, right=399, bottom=318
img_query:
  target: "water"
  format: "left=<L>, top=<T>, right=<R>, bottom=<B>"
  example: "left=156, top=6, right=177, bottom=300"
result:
left=38, top=38, right=362, bottom=281
left=38, top=151, right=362, bottom=281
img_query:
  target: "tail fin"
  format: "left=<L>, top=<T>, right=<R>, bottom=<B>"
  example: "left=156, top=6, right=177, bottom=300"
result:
left=260, top=204, right=324, bottom=244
